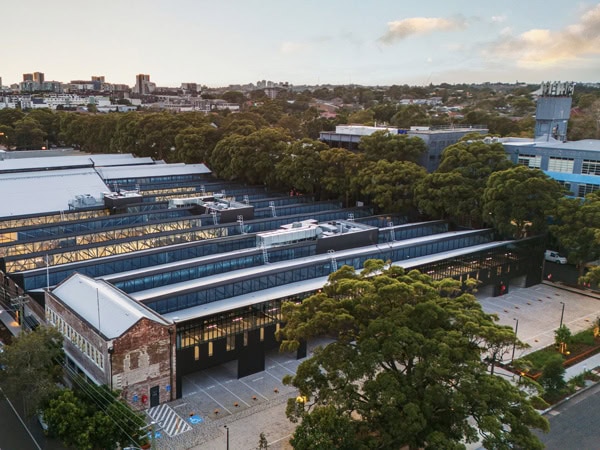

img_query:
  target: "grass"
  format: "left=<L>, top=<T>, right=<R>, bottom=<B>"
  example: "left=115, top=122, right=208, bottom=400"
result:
left=513, top=327, right=600, bottom=374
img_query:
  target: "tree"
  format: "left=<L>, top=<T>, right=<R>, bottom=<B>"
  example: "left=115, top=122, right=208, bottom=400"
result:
left=551, top=193, right=600, bottom=277
left=354, top=160, right=426, bottom=214
left=319, top=148, right=363, bottom=206
left=43, top=384, right=146, bottom=450
left=415, top=141, right=513, bottom=227
left=174, top=124, right=220, bottom=163
left=275, top=139, right=327, bottom=197
left=539, top=354, right=567, bottom=399
left=258, top=431, right=269, bottom=449
left=483, top=166, right=563, bottom=239
left=554, top=325, right=572, bottom=355
left=0, top=326, right=64, bottom=414
left=278, top=263, right=549, bottom=450
left=222, top=90, right=247, bottom=104
left=13, top=117, right=46, bottom=149
left=358, top=131, right=426, bottom=163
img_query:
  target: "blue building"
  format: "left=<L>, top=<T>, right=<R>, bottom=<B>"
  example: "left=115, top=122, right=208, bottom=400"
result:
left=502, top=81, right=600, bottom=198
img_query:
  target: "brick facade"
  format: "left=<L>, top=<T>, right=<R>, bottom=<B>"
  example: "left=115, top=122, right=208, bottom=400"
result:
left=45, top=293, right=176, bottom=411
left=112, top=318, right=176, bottom=410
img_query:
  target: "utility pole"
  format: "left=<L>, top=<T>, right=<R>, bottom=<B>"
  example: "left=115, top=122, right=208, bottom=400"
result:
left=11, top=295, right=29, bottom=332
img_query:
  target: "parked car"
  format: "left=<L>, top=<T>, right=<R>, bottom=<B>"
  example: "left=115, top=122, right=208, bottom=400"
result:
left=545, top=250, right=567, bottom=264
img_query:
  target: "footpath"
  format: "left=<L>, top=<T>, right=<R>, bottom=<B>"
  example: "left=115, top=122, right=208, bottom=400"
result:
left=466, top=281, right=600, bottom=450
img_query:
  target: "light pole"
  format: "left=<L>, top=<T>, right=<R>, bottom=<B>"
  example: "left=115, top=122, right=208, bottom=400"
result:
left=511, top=318, right=519, bottom=364
left=559, top=301, right=565, bottom=328
left=224, top=425, right=229, bottom=450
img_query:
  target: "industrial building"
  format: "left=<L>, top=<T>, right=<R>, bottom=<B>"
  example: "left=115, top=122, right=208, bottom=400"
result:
left=319, top=124, right=488, bottom=171
left=500, top=81, right=600, bottom=198
left=0, top=151, right=543, bottom=410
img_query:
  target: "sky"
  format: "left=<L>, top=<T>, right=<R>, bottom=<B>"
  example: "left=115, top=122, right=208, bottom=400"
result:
left=2, top=0, right=600, bottom=88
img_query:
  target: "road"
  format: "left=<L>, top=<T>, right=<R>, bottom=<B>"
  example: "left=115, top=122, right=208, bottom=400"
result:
left=536, top=382, right=600, bottom=450
left=0, top=392, right=65, bottom=450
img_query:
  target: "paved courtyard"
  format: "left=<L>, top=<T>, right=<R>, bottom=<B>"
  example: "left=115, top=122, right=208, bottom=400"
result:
left=147, top=283, right=600, bottom=450
left=479, top=283, right=600, bottom=361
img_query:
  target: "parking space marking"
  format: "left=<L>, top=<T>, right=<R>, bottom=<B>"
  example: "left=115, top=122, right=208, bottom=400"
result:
left=238, top=378, right=269, bottom=400
left=147, top=404, right=192, bottom=437
left=206, top=374, right=251, bottom=407
left=265, top=356, right=296, bottom=374
left=188, top=377, right=232, bottom=414
left=252, top=377, right=264, bottom=382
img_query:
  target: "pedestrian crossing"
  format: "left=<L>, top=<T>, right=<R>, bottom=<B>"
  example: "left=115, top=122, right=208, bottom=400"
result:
left=147, top=403, right=192, bottom=437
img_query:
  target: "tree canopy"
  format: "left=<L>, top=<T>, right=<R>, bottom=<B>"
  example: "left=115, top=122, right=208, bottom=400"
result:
left=415, top=141, right=514, bottom=227
left=0, top=326, right=64, bottom=414
left=278, top=262, right=548, bottom=450
left=42, top=383, right=146, bottom=450
left=483, top=166, right=563, bottom=239
left=550, top=192, right=600, bottom=276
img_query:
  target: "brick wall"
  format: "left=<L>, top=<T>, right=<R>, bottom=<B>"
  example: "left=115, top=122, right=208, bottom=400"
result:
left=45, top=293, right=109, bottom=385
left=113, top=318, right=175, bottom=410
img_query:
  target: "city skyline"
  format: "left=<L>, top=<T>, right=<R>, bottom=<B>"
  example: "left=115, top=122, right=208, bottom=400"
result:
left=2, top=0, right=600, bottom=88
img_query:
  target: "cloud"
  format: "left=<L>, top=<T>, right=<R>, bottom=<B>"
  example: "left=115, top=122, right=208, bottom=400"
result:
left=279, top=41, right=310, bottom=54
left=379, top=16, right=467, bottom=44
left=484, top=3, right=600, bottom=67
left=491, top=15, right=507, bottom=23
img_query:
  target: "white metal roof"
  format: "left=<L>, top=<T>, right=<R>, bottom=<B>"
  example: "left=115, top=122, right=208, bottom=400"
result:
left=0, top=168, right=110, bottom=218
left=96, top=163, right=211, bottom=180
left=88, top=154, right=155, bottom=166
left=0, top=153, right=160, bottom=172
left=0, top=155, right=94, bottom=173
left=51, top=273, right=171, bottom=339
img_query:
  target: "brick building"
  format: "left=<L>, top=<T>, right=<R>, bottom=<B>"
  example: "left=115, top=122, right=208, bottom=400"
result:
left=45, top=273, right=175, bottom=410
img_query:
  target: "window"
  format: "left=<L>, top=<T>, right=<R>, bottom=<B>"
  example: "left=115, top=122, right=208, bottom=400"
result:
left=194, top=345, right=200, bottom=361
left=226, top=335, right=236, bottom=351
left=578, top=183, right=600, bottom=197
left=517, top=154, right=541, bottom=168
left=208, top=342, right=213, bottom=357
left=582, top=160, right=600, bottom=176
left=548, top=157, right=574, bottom=173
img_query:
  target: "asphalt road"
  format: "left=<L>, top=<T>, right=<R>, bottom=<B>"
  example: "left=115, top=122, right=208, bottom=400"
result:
left=536, top=382, right=600, bottom=450
left=0, top=392, right=65, bottom=450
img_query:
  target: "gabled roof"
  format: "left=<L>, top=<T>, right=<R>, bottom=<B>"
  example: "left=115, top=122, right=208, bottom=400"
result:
left=95, top=163, right=211, bottom=180
left=0, top=168, right=109, bottom=218
left=51, top=273, right=171, bottom=339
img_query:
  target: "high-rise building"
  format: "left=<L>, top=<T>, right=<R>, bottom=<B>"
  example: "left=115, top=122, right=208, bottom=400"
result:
left=91, top=76, right=105, bottom=83
left=23, top=73, right=34, bottom=82
left=33, top=72, right=45, bottom=84
left=0, top=77, right=3, bottom=88
left=134, top=74, right=155, bottom=95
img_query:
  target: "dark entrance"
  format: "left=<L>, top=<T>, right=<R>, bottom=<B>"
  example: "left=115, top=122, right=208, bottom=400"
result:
left=150, top=386, right=160, bottom=407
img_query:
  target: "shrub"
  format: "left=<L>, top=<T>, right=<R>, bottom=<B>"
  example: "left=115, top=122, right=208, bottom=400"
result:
left=529, top=395, right=549, bottom=410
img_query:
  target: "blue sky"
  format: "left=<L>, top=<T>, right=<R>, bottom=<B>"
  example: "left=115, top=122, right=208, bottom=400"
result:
left=2, top=0, right=600, bottom=87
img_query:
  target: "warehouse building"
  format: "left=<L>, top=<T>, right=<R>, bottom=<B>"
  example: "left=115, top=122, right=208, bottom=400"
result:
left=0, top=151, right=543, bottom=408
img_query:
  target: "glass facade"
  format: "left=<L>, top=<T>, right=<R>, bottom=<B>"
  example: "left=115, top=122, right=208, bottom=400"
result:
left=144, top=230, right=493, bottom=314
left=112, top=244, right=314, bottom=293
left=177, top=299, right=286, bottom=349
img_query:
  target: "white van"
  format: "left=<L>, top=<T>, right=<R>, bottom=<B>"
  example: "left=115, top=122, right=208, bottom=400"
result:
left=544, top=250, right=567, bottom=264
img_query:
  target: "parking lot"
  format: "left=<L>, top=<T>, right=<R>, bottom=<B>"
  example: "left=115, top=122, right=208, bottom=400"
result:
left=151, top=337, right=333, bottom=449
left=479, top=282, right=600, bottom=361
left=147, top=282, right=600, bottom=450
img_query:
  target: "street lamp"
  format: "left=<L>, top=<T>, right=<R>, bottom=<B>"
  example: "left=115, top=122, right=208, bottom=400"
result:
left=511, top=318, right=519, bottom=364
left=559, top=301, right=565, bottom=328
left=224, top=425, right=229, bottom=450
